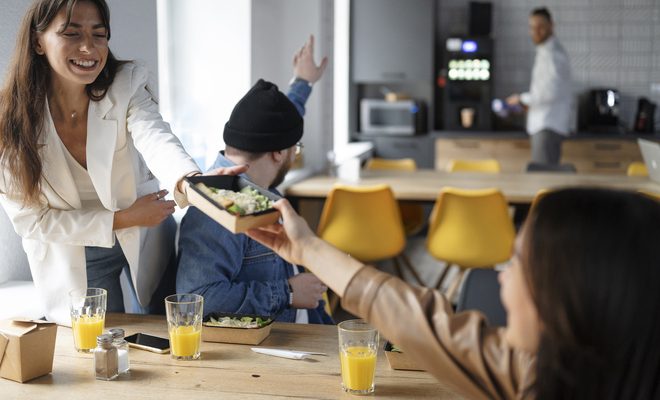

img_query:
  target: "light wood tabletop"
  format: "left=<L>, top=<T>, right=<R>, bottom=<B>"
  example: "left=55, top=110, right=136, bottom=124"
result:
left=1, top=313, right=462, bottom=400
left=285, top=170, right=660, bottom=203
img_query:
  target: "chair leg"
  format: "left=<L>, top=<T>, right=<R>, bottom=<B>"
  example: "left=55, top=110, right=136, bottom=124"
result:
left=398, top=253, right=425, bottom=286
left=445, top=269, right=466, bottom=303
left=434, top=263, right=452, bottom=290
left=392, top=257, right=405, bottom=280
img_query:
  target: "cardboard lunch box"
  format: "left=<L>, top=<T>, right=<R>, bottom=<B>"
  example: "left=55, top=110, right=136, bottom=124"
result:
left=185, top=175, right=281, bottom=234
left=384, top=341, right=425, bottom=371
left=201, top=313, right=274, bottom=345
left=0, top=319, right=57, bottom=383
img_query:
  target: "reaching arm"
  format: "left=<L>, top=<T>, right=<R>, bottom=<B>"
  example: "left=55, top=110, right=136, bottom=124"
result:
left=286, top=34, right=328, bottom=117
left=248, top=200, right=535, bottom=399
left=0, top=191, right=115, bottom=247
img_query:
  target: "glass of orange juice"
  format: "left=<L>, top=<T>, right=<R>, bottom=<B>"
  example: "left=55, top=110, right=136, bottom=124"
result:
left=69, top=288, right=107, bottom=353
left=338, top=319, right=379, bottom=395
left=165, top=294, right=203, bottom=360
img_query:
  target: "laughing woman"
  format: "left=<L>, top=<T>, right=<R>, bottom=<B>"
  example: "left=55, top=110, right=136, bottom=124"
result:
left=0, top=0, right=244, bottom=324
left=248, top=188, right=660, bottom=399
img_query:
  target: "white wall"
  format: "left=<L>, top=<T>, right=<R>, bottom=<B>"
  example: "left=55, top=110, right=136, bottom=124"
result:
left=0, top=1, right=32, bottom=81
left=251, top=0, right=334, bottom=173
left=107, top=0, right=159, bottom=96
left=158, top=0, right=252, bottom=169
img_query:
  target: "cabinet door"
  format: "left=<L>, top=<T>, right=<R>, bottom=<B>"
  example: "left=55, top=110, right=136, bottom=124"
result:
left=562, top=140, right=643, bottom=174
left=435, top=138, right=530, bottom=172
left=352, top=0, right=433, bottom=82
left=372, top=136, right=435, bottom=168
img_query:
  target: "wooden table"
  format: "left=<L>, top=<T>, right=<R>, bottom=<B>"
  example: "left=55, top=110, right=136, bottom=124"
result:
left=2, top=314, right=461, bottom=399
left=285, top=170, right=660, bottom=204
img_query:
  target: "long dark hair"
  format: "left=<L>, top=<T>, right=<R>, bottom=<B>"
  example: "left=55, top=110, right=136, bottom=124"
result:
left=0, top=0, right=126, bottom=206
left=523, top=188, right=660, bottom=399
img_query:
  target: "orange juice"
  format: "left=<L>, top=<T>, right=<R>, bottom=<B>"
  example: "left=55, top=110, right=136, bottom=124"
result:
left=72, top=314, right=104, bottom=351
left=170, top=325, right=201, bottom=358
left=340, top=346, right=377, bottom=392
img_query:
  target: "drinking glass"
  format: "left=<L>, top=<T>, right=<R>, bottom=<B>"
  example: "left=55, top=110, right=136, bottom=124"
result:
left=69, top=288, right=107, bottom=353
left=338, top=319, right=379, bottom=395
left=165, top=294, right=203, bottom=360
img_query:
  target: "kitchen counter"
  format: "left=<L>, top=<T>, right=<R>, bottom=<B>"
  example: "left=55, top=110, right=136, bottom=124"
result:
left=431, top=130, right=660, bottom=140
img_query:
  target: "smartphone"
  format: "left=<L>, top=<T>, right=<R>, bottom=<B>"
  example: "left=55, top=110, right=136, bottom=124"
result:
left=125, top=333, right=170, bottom=354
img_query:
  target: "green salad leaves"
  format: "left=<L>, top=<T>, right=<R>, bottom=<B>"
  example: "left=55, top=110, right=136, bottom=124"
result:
left=204, top=316, right=272, bottom=329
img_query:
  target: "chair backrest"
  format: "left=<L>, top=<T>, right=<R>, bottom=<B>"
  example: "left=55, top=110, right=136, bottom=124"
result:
left=426, top=187, right=515, bottom=268
left=447, top=159, right=501, bottom=173
left=627, top=162, right=649, bottom=177
left=365, top=157, right=417, bottom=171
left=317, top=184, right=406, bottom=262
left=456, top=269, right=507, bottom=327
left=365, top=157, right=424, bottom=235
left=525, top=162, right=577, bottom=173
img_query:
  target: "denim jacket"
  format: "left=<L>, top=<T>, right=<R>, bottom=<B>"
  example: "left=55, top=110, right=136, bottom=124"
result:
left=176, top=82, right=332, bottom=324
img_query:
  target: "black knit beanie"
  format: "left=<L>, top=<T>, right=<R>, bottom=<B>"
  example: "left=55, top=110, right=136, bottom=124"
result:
left=223, top=79, right=303, bottom=152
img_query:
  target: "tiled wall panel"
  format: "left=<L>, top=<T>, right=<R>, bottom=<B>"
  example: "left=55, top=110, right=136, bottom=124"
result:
left=437, top=0, right=660, bottom=130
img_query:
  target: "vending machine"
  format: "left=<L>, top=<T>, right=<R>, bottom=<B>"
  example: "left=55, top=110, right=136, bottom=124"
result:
left=441, top=37, right=493, bottom=131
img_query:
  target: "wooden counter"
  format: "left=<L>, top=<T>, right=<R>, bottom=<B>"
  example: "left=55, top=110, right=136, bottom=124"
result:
left=433, top=134, right=660, bottom=174
left=1, top=314, right=460, bottom=400
left=285, top=170, right=660, bottom=204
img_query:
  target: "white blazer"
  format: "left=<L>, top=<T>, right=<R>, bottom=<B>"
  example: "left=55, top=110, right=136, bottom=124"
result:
left=0, top=63, right=199, bottom=325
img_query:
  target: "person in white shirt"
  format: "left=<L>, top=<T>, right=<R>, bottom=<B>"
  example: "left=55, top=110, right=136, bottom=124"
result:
left=507, top=7, right=573, bottom=166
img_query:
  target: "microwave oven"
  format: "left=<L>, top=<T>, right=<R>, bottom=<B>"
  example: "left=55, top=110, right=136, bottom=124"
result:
left=360, top=99, right=426, bottom=135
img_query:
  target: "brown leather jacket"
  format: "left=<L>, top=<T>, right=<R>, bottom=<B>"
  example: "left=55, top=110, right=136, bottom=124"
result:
left=341, top=266, right=536, bottom=400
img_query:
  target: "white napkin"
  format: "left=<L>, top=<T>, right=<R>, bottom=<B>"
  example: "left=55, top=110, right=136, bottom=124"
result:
left=250, top=347, right=327, bottom=360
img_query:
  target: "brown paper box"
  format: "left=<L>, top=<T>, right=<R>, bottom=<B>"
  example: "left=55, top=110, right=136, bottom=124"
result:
left=185, top=175, right=281, bottom=234
left=201, top=323, right=272, bottom=345
left=384, top=342, right=425, bottom=371
left=0, top=319, right=57, bottom=383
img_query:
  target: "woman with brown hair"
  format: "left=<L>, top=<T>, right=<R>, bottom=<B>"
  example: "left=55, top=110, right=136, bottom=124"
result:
left=248, top=188, right=660, bottom=399
left=0, top=0, right=243, bottom=324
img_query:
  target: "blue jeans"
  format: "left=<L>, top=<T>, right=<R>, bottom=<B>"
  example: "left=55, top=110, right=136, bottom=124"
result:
left=85, top=240, right=128, bottom=313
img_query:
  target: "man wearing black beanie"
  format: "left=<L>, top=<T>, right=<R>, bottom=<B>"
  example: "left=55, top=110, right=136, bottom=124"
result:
left=177, top=36, right=333, bottom=325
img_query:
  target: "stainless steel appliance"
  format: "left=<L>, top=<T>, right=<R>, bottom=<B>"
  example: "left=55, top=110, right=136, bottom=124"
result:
left=360, top=99, right=427, bottom=135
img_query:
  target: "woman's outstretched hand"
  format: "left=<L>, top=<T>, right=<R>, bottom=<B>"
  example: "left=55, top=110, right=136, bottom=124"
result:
left=246, top=199, right=316, bottom=266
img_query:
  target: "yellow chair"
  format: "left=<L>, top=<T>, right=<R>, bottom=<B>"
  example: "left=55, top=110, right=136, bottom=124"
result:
left=426, top=187, right=515, bottom=300
left=365, top=158, right=425, bottom=235
left=322, top=291, right=332, bottom=317
left=447, top=159, right=501, bottom=173
left=627, top=162, right=648, bottom=177
left=318, top=184, right=423, bottom=282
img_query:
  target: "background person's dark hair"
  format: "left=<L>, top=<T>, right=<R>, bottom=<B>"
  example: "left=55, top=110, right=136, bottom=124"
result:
left=530, top=7, right=553, bottom=23
left=523, top=188, right=660, bottom=399
left=0, top=0, right=128, bottom=206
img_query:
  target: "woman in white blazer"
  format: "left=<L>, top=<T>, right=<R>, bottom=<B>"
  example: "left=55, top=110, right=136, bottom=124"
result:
left=0, top=0, right=243, bottom=325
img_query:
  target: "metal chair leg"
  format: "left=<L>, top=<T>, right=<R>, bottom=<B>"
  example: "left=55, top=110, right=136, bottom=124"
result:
left=445, top=269, right=466, bottom=303
left=434, top=263, right=452, bottom=290
left=398, top=253, right=425, bottom=286
left=392, top=257, right=405, bottom=280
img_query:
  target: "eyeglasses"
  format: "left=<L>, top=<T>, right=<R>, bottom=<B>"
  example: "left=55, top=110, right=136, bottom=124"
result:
left=295, top=142, right=304, bottom=156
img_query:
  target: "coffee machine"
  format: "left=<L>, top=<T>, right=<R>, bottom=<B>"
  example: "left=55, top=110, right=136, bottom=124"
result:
left=578, top=89, right=621, bottom=133
left=441, top=37, right=493, bottom=131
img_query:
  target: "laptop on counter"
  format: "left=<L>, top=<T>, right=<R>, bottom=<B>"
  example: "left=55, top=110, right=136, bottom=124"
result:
left=638, top=139, right=660, bottom=184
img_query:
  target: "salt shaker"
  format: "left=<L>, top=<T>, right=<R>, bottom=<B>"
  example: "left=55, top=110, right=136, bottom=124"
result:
left=94, top=334, right=118, bottom=381
left=108, top=328, right=130, bottom=374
